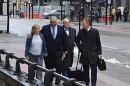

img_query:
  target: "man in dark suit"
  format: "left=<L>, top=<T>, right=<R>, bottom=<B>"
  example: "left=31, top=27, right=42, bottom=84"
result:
left=75, top=18, right=102, bottom=86
left=40, top=16, right=68, bottom=85
left=62, top=18, right=76, bottom=77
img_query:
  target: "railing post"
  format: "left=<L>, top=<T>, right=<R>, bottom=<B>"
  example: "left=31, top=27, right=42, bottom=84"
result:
left=0, top=49, right=5, bottom=54
left=64, top=78, right=77, bottom=86
left=0, top=53, right=3, bottom=64
left=44, top=70, right=55, bottom=86
left=4, top=53, right=13, bottom=69
left=26, top=63, right=37, bottom=82
left=0, top=49, right=5, bottom=64
left=13, top=58, right=24, bottom=75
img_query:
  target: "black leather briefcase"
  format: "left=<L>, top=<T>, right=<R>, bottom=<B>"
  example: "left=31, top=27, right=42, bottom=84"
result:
left=97, top=58, right=106, bottom=71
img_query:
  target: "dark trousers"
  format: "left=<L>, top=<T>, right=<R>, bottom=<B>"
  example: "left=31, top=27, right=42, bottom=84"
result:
left=29, top=54, right=43, bottom=80
left=44, top=55, right=62, bottom=84
left=83, top=64, right=97, bottom=86
left=124, top=16, right=128, bottom=22
left=112, top=15, right=115, bottom=21
left=62, top=68, right=68, bottom=77
left=69, top=52, right=74, bottom=67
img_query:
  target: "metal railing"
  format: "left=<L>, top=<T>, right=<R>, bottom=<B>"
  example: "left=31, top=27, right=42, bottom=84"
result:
left=0, top=49, right=84, bottom=86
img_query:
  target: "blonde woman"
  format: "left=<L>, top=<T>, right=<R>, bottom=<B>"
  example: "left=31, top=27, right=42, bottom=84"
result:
left=25, top=24, right=47, bottom=80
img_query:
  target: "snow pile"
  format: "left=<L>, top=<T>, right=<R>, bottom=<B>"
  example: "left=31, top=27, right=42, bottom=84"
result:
left=125, top=65, right=130, bottom=68
left=105, top=58, right=120, bottom=64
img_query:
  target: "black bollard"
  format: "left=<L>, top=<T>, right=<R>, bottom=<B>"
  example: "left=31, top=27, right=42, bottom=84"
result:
left=13, top=58, right=24, bottom=75
left=4, top=53, right=13, bottom=69
left=0, top=53, right=2, bottom=63
left=64, top=78, right=77, bottom=86
left=26, top=63, right=37, bottom=82
left=44, top=70, right=55, bottom=86
left=0, top=49, right=5, bottom=64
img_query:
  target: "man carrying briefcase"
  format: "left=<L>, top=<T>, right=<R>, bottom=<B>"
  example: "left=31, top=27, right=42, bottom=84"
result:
left=75, top=18, right=102, bottom=86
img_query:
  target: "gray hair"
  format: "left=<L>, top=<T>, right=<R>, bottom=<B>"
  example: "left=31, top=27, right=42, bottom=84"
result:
left=63, top=18, right=70, bottom=22
left=50, top=16, right=57, bottom=21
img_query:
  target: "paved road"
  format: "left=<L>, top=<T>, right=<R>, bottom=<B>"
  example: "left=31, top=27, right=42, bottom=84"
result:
left=1, top=18, right=130, bottom=86
left=9, top=18, right=130, bottom=67
left=1, top=33, right=130, bottom=86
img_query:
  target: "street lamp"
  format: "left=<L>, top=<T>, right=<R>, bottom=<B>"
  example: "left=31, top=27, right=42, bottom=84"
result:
left=86, top=0, right=92, bottom=26
left=7, top=0, right=9, bottom=33
left=105, top=0, right=108, bottom=25
left=60, top=0, right=63, bottom=21
left=32, top=0, right=34, bottom=19
left=19, top=0, right=21, bottom=17
left=108, top=0, right=112, bottom=25
left=24, top=2, right=28, bottom=18
left=29, top=3, right=32, bottom=19
left=13, top=3, right=16, bottom=17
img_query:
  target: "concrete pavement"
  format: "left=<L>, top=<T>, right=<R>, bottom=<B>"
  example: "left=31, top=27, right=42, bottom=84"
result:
left=0, top=18, right=130, bottom=86
left=9, top=18, right=130, bottom=38
left=1, top=33, right=130, bottom=86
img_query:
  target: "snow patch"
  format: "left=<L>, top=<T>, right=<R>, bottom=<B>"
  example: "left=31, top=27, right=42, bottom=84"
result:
left=125, top=65, right=130, bottom=68
left=105, top=58, right=120, bottom=64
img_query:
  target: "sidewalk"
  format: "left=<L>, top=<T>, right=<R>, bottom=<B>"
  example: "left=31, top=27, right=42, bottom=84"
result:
left=72, top=21, right=130, bottom=32
left=1, top=18, right=130, bottom=86
left=10, top=18, right=130, bottom=38
left=0, top=33, right=130, bottom=86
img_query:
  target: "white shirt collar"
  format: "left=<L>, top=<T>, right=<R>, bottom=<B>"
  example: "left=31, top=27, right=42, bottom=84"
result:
left=51, top=25, right=57, bottom=29
left=87, top=26, right=91, bottom=31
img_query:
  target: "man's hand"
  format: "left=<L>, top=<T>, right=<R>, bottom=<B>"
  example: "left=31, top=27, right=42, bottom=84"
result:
left=25, top=56, right=29, bottom=61
left=44, top=53, right=48, bottom=57
left=98, top=55, right=102, bottom=59
left=64, top=51, right=68, bottom=55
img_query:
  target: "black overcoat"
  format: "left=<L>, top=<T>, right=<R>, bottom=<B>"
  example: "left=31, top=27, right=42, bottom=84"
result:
left=62, top=27, right=76, bottom=68
left=76, top=27, right=102, bottom=65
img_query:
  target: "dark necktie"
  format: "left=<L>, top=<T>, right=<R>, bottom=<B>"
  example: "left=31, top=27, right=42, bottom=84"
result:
left=52, top=27, right=55, bottom=39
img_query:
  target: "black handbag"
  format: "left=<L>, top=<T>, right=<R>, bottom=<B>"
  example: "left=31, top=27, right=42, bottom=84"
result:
left=68, top=51, right=85, bottom=81
left=97, top=58, right=106, bottom=71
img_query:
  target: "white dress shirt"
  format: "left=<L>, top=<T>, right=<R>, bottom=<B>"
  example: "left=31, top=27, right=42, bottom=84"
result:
left=50, top=25, right=57, bottom=39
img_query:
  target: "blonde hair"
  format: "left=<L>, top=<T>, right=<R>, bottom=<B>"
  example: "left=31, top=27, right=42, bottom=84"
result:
left=82, top=18, right=91, bottom=25
left=31, top=24, right=39, bottom=34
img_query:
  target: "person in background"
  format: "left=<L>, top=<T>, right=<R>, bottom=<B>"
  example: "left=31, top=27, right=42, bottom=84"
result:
left=118, top=9, right=122, bottom=22
left=70, top=8, right=74, bottom=22
left=111, top=7, right=116, bottom=21
left=25, top=24, right=47, bottom=81
left=9, top=9, right=13, bottom=17
left=123, top=8, right=129, bottom=22
left=62, top=18, right=76, bottom=77
left=116, top=9, right=122, bottom=22
left=76, top=18, right=102, bottom=86
left=95, top=8, right=100, bottom=23
left=129, top=10, right=130, bottom=22
left=80, top=7, right=85, bottom=20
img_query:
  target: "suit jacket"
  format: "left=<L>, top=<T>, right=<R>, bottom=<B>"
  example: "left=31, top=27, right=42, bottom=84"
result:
left=63, top=27, right=76, bottom=68
left=76, top=27, right=102, bottom=65
left=40, top=24, right=67, bottom=64
left=65, top=27, right=76, bottom=53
